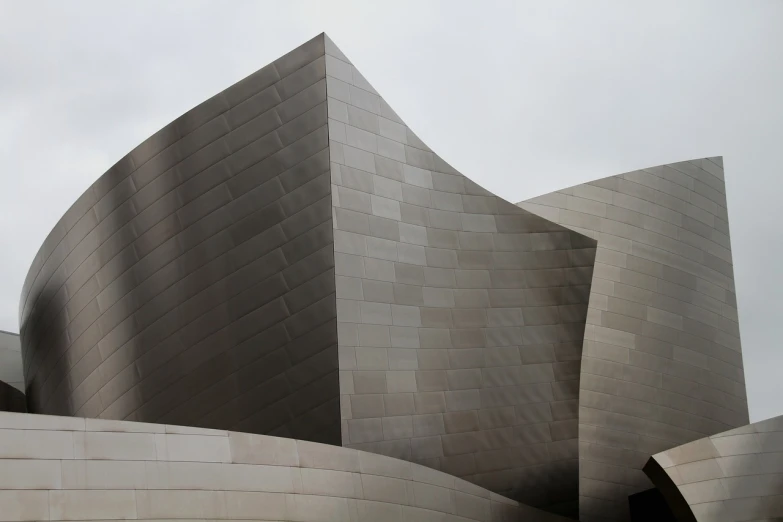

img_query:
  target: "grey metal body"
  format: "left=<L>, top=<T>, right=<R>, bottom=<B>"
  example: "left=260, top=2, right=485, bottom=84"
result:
left=0, top=410, right=575, bottom=522
left=644, top=415, right=783, bottom=522
left=0, top=330, right=23, bottom=393
left=17, top=33, right=753, bottom=522
left=19, top=35, right=340, bottom=444
left=519, top=163, right=748, bottom=521
left=323, top=37, right=596, bottom=516
left=18, top=34, right=598, bottom=517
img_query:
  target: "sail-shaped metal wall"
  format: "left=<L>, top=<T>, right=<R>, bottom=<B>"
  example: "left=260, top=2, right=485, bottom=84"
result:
left=18, top=34, right=598, bottom=518
left=15, top=33, right=759, bottom=522
left=644, top=414, right=783, bottom=522
left=19, top=35, right=341, bottom=444
left=323, top=37, right=596, bottom=516
left=519, top=161, right=749, bottom=521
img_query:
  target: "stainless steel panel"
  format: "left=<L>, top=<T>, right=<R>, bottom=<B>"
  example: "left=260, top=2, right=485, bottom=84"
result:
left=324, top=39, right=596, bottom=519
left=18, top=34, right=753, bottom=522
left=520, top=155, right=747, bottom=521
left=20, top=35, right=338, bottom=445
left=646, top=415, right=783, bottom=522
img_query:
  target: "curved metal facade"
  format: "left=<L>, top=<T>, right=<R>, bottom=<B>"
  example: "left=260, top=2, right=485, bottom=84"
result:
left=518, top=162, right=749, bottom=521
left=19, top=35, right=341, bottom=443
left=0, top=410, right=573, bottom=522
left=19, top=34, right=599, bottom=518
left=16, top=32, right=759, bottom=522
left=644, top=415, right=783, bottom=522
left=0, top=330, right=23, bottom=393
left=323, top=38, right=596, bottom=516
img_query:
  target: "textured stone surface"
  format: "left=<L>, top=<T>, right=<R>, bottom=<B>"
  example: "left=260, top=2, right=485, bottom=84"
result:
left=645, top=415, right=783, bottom=522
left=518, top=160, right=749, bottom=521
left=0, top=410, right=571, bottom=522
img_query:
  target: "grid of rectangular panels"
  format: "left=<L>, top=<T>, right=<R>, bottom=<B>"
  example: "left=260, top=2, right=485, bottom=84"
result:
left=325, top=36, right=597, bottom=517
left=646, top=415, right=783, bottom=522
left=0, top=330, right=23, bottom=392
left=18, top=35, right=340, bottom=444
left=0, top=410, right=575, bottom=522
left=518, top=161, right=749, bottom=522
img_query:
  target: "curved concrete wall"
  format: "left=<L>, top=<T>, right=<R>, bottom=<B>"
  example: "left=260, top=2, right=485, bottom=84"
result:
left=323, top=38, right=596, bottom=516
left=0, top=410, right=571, bottom=522
left=518, top=161, right=749, bottom=521
left=18, top=35, right=340, bottom=442
left=645, top=415, right=783, bottom=522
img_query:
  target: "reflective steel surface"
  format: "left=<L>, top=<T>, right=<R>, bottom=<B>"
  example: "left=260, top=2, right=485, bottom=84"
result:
left=519, top=162, right=749, bottom=521
left=17, top=33, right=756, bottom=522
left=0, top=410, right=575, bottom=522
left=0, top=330, right=23, bottom=393
left=324, top=37, right=596, bottom=517
left=645, top=415, right=783, bottom=522
left=19, top=35, right=340, bottom=444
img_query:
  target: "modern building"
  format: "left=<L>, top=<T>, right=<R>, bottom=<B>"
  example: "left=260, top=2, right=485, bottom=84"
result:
left=0, top=33, right=778, bottom=522
left=644, top=415, right=783, bottom=522
left=517, top=163, right=749, bottom=520
left=0, top=330, right=23, bottom=392
left=0, top=330, right=25, bottom=412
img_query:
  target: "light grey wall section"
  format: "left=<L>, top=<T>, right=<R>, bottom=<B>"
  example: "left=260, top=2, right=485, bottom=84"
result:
left=645, top=415, right=783, bottom=522
left=0, top=410, right=573, bottom=522
left=325, top=37, right=597, bottom=517
left=0, top=330, right=23, bottom=392
left=19, top=35, right=340, bottom=443
left=518, top=161, right=749, bottom=522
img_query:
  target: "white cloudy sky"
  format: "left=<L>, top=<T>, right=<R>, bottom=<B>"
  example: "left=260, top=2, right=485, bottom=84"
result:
left=0, top=1, right=781, bottom=421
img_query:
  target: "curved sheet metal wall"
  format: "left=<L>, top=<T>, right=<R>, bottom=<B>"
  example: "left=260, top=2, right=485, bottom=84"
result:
left=645, top=415, right=783, bottom=522
left=19, top=35, right=340, bottom=443
left=323, top=38, right=597, bottom=516
left=21, top=31, right=758, bottom=522
left=518, top=161, right=749, bottom=521
left=0, top=411, right=573, bottom=522
left=0, top=330, right=23, bottom=392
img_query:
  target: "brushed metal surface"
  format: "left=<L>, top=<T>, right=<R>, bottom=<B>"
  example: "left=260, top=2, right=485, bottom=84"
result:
left=324, top=36, right=597, bottom=517
left=645, top=415, right=783, bottom=522
left=0, top=330, right=23, bottom=393
left=18, top=33, right=756, bottom=522
left=20, top=34, right=599, bottom=517
left=519, top=161, right=748, bottom=521
left=0, top=410, right=575, bottom=522
left=19, top=35, right=340, bottom=444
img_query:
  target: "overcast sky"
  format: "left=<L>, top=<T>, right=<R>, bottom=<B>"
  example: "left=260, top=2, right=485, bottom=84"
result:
left=0, top=1, right=781, bottom=421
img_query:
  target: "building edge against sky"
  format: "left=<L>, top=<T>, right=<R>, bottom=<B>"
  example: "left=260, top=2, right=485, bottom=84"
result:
left=14, top=33, right=598, bottom=518
left=0, top=330, right=25, bottom=413
left=0, top=330, right=23, bottom=392
left=0, top=32, right=776, bottom=522
left=644, top=415, right=783, bottom=522
left=324, top=33, right=596, bottom=516
left=517, top=157, right=749, bottom=520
